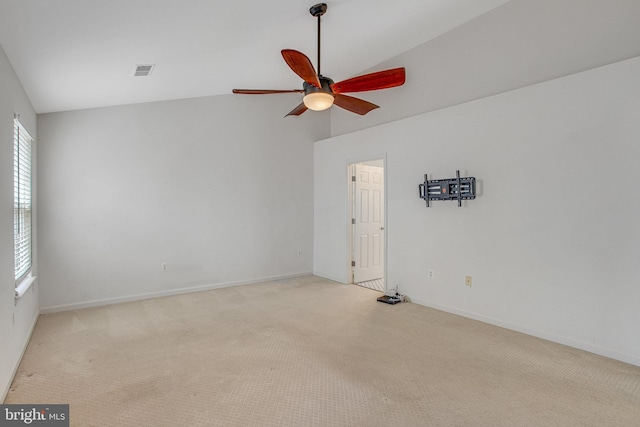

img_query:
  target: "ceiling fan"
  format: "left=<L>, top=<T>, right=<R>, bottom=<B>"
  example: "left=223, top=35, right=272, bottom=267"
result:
left=232, top=3, right=406, bottom=117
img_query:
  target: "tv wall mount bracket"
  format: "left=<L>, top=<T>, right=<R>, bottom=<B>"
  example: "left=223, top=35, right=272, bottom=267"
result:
left=419, top=170, right=476, bottom=207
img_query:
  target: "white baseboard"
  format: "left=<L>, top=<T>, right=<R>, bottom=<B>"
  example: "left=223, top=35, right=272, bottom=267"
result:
left=410, top=297, right=640, bottom=368
left=2, top=310, right=39, bottom=402
left=40, top=272, right=313, bottom=314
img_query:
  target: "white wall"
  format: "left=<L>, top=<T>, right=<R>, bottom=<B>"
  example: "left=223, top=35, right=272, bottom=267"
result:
left=314, top=56, right=640, bottom=366
left=0, top=45, right=39, bottom=400
left=37, top=94, right=329, bottom=311
left=330, top=0, right=640, bottom=136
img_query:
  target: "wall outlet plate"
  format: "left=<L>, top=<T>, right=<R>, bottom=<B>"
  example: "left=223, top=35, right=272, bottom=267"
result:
left=428, top=269, right=434, bottom=279
left=465, top=275, right=472, bottom=287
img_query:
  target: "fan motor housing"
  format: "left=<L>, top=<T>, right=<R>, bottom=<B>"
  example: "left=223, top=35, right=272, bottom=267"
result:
left=303, top=76, right=335, bottom=96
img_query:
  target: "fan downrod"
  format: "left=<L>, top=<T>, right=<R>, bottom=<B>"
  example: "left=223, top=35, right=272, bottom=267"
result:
left=310, top=3, right=327, bottom=17
left=310, top=4, right=327, bottom=75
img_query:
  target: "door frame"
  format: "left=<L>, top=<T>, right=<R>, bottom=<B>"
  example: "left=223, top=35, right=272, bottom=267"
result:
left=346, top=155, right=387, bottom=289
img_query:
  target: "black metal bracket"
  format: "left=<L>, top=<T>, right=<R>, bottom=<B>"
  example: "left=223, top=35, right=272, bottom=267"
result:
left=419, top=170, right=476, bottom=207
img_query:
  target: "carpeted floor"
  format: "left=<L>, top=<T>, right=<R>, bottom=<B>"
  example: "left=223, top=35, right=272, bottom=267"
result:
left=5, top=276, right=640, bottom=426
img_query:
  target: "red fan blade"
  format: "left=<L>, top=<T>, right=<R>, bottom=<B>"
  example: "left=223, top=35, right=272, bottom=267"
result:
left=281, top=49, right=321, bottom=88
left=331, top=67, right=405, bottom=94
left=233, top=89, right=304, bottom=94
left=333, top=94, right=379, bottom=115
left=285, top=102, right=308, bottom=117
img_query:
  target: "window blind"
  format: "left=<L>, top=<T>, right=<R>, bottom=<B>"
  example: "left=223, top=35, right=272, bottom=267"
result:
left=14, top=118, right=33, bottom=282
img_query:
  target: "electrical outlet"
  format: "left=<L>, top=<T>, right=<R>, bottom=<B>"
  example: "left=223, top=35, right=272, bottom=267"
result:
left=161, top=263, right=168, bottom=272
left=428, top=269, right=435, bottom=279
left=297, top=249, right=302, bottom=257
left=465, top=275, right=472, bottom=287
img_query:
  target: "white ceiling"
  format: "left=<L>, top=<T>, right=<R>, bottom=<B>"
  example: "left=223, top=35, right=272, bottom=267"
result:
left=0, top=0, right=510, bottom=114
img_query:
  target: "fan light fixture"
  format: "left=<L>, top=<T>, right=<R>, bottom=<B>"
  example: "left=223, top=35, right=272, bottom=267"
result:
left=303, top=92, right=334, bottom=111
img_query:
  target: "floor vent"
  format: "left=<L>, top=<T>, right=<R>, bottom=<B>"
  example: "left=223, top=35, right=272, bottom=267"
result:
left=133, top=64, right=155, bottom=77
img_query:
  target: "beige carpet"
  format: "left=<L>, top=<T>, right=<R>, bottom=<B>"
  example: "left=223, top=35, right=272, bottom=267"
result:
left=6, top=276, right=640, bottom=426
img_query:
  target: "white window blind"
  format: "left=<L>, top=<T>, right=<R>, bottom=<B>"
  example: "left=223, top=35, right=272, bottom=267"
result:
left=14, top=118, right=33, bottom=282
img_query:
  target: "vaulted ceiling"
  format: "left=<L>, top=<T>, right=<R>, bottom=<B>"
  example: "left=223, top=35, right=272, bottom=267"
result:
left=0, top=0, right=510, bottom=113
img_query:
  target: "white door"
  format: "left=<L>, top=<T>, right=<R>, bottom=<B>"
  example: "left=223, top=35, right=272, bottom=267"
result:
left=353, top=164, right=384, bottom=283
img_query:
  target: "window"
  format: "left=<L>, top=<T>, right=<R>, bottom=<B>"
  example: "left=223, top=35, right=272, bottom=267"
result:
left=14, top=117, right=33, bottom=283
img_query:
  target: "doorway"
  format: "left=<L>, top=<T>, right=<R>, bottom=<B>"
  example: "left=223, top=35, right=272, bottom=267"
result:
left=349, top=159, right=386, bottom=292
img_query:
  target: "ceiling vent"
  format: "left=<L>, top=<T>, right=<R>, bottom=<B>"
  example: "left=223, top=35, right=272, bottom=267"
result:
left=133, top=64, right=155, bottom=77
